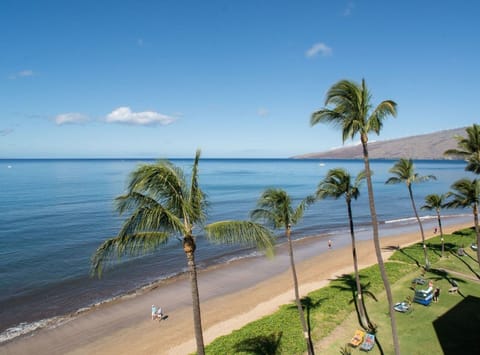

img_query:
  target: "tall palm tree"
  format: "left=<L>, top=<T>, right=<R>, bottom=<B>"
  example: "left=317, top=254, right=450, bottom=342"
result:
left=251, top=188, right=315, bottom=355
left=444, top=124, right=480, bottom=174
left=91, top=150, right=275, bottom=355
left=316, top=168, right=371, bottom=329
left=386, top=158, right=436, bottom=268
left=310, top=78, right=400, bottom=355
left=445, top=178, right=480, bottom=265
left=421, top=193, right=447, bottom=257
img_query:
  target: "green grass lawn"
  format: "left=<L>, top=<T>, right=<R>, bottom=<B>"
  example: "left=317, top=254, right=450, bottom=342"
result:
left=204, top=228, right=480, bottom=355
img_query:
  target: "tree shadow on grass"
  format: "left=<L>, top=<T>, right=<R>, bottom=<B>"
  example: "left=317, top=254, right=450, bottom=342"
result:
left=234, top=331, right=283, bottom=355
left=448, top=250, right=480, bottom=280
left=396, top=247, right=421, bottom=267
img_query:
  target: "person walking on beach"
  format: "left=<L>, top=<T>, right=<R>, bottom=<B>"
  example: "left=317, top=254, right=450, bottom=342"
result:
left=151, top=305, right=157, bottom=320
left=328, top=239, right=332, bottom=249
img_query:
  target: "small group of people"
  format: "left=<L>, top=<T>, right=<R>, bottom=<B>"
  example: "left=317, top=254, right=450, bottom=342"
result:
left=151, top=304, right=164, bottom=321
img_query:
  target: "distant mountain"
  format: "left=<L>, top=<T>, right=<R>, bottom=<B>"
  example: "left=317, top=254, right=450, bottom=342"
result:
left=293, top=127, right=468, bottom=160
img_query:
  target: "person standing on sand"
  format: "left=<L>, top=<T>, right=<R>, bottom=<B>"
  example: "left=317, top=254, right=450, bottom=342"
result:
left=328, top=239, right=332, bottom=249
left=151, top=305, right=157, bottom=320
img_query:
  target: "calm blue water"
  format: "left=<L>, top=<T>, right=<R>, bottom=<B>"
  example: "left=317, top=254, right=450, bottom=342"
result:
left=0, top=158, right=472, bottom=341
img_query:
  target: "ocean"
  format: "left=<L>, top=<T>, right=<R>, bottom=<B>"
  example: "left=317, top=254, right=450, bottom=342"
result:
left=0, top=158, right=473, bottom=342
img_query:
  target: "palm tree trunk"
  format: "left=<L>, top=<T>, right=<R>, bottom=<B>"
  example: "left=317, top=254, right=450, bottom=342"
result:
left=361, top=137, right=400, bottom=355
left=286, top=227, right=315, bottom=355
left=437, top=208, right=444, bottom=257
left=473, top=203, right=480, bottom=266
left=184, top=236, right=205, bottom=355
left=408, top=185, right=429, bottom=268
left=346, top=199, right=368, bottom=329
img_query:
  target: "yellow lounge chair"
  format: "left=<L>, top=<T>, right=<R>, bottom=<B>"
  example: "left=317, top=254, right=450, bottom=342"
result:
left=349, top=329, right=365, bottom=347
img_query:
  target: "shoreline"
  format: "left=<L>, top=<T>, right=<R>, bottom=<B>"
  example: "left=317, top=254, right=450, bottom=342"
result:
left=0, top=219, right=472, bottom=355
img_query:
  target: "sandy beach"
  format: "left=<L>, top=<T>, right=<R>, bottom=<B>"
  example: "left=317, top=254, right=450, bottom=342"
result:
left=0, top=220, right=472, bottom=355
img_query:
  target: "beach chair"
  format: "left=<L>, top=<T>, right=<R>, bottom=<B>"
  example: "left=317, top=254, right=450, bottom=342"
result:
left=349, top=329, right=365, bottom=347
left=360, top=333, right=375, bottom=352
left=448, top=286, right=458, bottom=294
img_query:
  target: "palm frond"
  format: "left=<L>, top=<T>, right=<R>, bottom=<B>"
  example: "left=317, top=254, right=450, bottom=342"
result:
left=205, top=221, right=275, bottom=257
left=91, top=231, right=170, bottom=277
left=117, top=205, right=185, bottom=238
left=187, top=149, right=207, bottom=225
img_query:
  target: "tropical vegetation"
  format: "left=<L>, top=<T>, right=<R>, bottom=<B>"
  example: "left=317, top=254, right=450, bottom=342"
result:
left=310, top=78, right=400, bottom=355
left=315, top=168, right=371, bottom=330
left=250, top=188, right=315, bottom=355
left=445, top=178, right=480, bottom=265
left=444, top=123, right=480, bottom=174
left=91, top=150, right=275, bottom=355
left=421, top=193, right=447, bottom=256
left=386, top=158, right=436, bottom=268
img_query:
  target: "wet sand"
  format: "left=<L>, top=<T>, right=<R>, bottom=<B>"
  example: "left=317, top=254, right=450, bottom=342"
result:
left=0, top=220, right=471, bottom=355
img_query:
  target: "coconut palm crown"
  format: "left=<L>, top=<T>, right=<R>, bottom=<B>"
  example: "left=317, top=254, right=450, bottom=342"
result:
left=445, top=178, right=480, bottom=265
left=444, top=124, right=480, bottom=174
left=91, top=150, right=275, bottom=355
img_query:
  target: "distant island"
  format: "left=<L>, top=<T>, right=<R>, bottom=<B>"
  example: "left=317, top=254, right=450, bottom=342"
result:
left=293, top=127, right=467, bottom=160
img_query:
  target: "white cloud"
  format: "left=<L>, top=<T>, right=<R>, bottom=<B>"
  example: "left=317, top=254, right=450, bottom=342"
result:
left=343, top=2, right=355, bottom=16
left=0, top=128, right=14, bottom=136
left=257, top=108, right=269, bottom=117
left=105, top=107, right=176, bottom=126
left=9, top=69, right=34, bottom=79
left=305, top=42, right=332, bottom=58
left=55, top=113, right=89, bottom=125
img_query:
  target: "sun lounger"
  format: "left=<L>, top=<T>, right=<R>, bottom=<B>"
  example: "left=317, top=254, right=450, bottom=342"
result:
left=349, top=329, right=365, bottom=347
left=360, top=333, right=375, bottom=352
left=448, top=286, right=458, bottom=294
left=394, top=301, right=410, bottom=312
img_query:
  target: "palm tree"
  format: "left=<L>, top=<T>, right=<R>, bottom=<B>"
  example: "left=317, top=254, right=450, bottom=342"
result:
left=91, top=150, right=275, bottom=355
left=445, top=178, right=480, bottom=265
left=444, top=124, right=480, bottom=174
left=421, top=193, right=447, bottom=257
left=386, top=158, right=436, bottom=268
left=316, top=168, right=371, bottom=329
left=251, top=188, right=315, bottom=355
left=310, top=78, right=400, bottom=355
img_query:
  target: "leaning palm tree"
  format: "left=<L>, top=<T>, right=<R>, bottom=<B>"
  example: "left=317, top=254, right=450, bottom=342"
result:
left=251, top=188, right=315, bottom=355
left=91, top=150, right=275, bottom=355
left=421, top=193, right=447, bottom=257
left=316, top=168, right=371, bottom=329
left=310, top=78, right=400, bottom=355
left=386, top=158, right=436, bottom=268
left=445, top=178, right=480, bottom=265
left=444, top=124, right=480, bottom=174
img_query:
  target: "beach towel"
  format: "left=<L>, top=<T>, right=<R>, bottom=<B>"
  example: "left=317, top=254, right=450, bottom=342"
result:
left=360, top=333, right=375, bottom=352
left=349, top=329, right=365, bottom=347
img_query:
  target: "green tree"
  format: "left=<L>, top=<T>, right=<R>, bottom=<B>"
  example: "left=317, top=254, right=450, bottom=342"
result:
left=445, top=178, right=480, bottom=265
left=386, top=158, right=436, bottom=268
left=91, top=150, right=275, bottom=355
left=251, top=188, right=315, bottom=355
left=316, top=168, right=372, bottom=330
left=444, top=124, right=480, bottom=174
left=421, top=193, right=447, bottom=257
left=310, top=78, right=400, bottom=355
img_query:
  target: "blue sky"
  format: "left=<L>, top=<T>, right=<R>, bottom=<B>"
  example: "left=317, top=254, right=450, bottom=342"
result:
left=1, top=0, right=479, bottom=158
